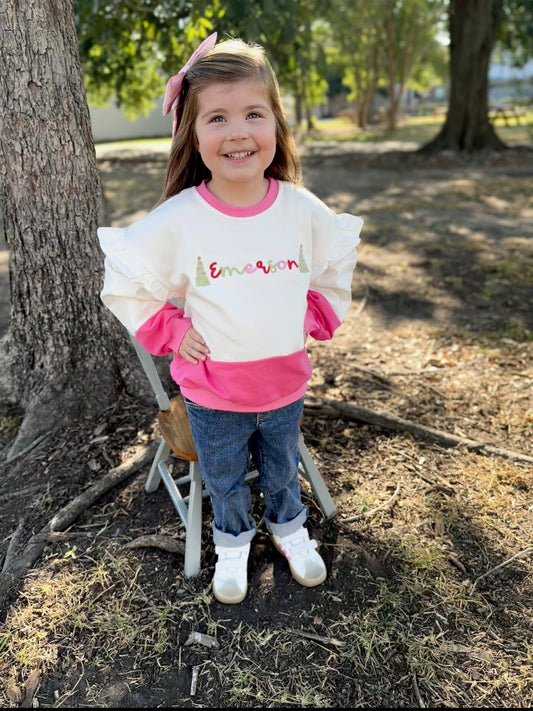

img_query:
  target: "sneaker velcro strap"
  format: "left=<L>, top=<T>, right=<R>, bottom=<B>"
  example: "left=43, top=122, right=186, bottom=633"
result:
left=286, top=539, right=318, bottom=556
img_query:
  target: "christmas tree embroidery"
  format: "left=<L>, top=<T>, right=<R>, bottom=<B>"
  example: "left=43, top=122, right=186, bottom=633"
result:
left=298, top=244, right=309, bottom=273
left=195, top=256, right=210, bottom=286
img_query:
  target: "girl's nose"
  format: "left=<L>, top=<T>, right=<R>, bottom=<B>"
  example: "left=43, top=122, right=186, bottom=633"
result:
left=228, top=119, right=249, bottom=139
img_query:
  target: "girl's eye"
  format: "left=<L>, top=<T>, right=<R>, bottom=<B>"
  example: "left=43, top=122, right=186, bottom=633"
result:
left=247, top=111, right=261, bottom=119
left=210, top=115, right=225, bottom=123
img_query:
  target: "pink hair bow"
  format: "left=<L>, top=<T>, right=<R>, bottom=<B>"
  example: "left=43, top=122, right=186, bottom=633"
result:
left=163, top=32, right=218, bottom=137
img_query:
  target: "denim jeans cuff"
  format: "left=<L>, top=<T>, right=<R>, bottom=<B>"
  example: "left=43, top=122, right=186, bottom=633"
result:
left=212, top=522, right=257, bottom=548
left=264, top=506, right=307, bottom=538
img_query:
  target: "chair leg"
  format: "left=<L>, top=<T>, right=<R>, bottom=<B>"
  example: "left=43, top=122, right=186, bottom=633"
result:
left=183, top=461, right=203, bottom=578
left=145, top=439, right=170, bottom=493
left=298, top=433, right=337, bottom=519
left=151, top=457, right=203, bottom=578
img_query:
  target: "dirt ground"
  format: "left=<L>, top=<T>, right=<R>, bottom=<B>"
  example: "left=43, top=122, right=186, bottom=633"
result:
left=0, top=141, right=532, bottom=708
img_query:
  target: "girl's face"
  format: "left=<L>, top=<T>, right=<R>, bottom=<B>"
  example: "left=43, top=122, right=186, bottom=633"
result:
left=194, top=79, right=277, bottom=205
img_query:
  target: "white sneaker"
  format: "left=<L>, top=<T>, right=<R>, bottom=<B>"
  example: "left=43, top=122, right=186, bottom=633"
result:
left=213, top=542, right=250, bottom=604
left=272, top=526, right=327, bottom=587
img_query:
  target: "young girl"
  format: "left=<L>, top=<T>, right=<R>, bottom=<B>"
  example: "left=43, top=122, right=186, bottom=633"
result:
left=98, top=32, right=363, bottom=604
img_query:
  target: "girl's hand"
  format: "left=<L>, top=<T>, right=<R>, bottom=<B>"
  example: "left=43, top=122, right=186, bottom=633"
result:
left=178, top=327, right=210, bottom=364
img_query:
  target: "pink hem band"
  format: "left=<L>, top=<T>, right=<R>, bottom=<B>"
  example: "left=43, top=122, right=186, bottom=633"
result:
left=169, top=348, right=312, bottom=410
left=180, top=382, right=308, bottom=412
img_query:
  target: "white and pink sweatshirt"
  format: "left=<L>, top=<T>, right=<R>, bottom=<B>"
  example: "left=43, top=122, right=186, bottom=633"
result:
left=98, top=178, right=363, bottom=412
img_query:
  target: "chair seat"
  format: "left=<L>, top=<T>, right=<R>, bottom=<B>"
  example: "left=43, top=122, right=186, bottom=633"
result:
left=158, top=395, right=198, bottom=461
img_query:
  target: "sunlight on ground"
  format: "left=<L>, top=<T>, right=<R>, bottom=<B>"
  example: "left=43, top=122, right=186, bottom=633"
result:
left=95, top=137, right=172, bottom=158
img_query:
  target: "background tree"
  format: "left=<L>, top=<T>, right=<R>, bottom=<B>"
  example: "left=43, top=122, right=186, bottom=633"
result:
left=374, top=0, right=446, bottom=130
left=326, top=0, right=446, bottom=130
left=326, top=1, right=381, bottom=129
left=0, top=0, right=143, bottom=459
left=421, top=0, right=507, bottom=152
left=407, top=33, right=449, bottom=101
left=497, top=0, right=533, bottom=66
left=75, top=0, right=224, bottom=117
left=420, top=0, right=533, bottom=153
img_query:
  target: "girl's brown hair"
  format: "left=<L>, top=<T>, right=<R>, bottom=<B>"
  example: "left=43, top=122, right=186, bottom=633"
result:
left=160, top=37, right=302, bottom=202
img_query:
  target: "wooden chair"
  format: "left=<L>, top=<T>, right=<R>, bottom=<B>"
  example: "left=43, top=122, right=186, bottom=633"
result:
left=130, top=337, right=336, bottom=578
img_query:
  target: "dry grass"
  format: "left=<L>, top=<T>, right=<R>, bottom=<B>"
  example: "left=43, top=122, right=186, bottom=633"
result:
left=1, top=440, right=531, bottom=708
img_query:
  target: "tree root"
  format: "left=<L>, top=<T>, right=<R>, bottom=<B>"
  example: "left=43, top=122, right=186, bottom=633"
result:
left=304, top=396, right=533, bottom=465
left=0, top=442, right=156, bottom=613
left=471, top=547, right=533, bottom=592
left=123, top=534, right=185, bottom=554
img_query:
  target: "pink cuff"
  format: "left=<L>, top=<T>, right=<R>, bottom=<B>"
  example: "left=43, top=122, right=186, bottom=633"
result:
left=135, top=302, right=192, bottom=356
left=304, top=290, right=341, bottom=341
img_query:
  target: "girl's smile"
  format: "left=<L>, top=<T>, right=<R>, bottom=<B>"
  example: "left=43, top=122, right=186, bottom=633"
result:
left=194, top=79, right=277, bottom=206
left=225, top=151, right=254, bottom=160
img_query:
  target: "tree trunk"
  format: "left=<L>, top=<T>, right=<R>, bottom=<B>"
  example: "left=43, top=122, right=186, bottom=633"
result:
left=0, top=0, right=144, bottom=458
left=386, top=82, right=404, bottom=131
left=293, top=81, right=304, bottom=135
left=354, top=63, right=377, bottom=129
left=420, top=0, right=506, bottom=153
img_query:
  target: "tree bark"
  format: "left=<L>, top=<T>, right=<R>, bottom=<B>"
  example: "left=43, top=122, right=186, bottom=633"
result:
left=0, top=0, right=145, bottom=458
left=420, top=0, right=507, bottom=153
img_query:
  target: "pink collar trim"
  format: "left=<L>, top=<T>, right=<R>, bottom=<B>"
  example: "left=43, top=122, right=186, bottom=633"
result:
left=196, top=178, right=279, bottom=217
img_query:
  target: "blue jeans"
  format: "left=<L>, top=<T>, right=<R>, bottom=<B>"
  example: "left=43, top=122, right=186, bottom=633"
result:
left=184, top=397, right=307, bottom=547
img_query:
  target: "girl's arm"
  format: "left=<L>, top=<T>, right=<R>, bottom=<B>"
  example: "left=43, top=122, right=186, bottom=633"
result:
left=98, top=225, right=207, bottom=361
left=99, top=240, right=197, bottom=358
left=304, top=290, right=341, bottom=341
left=136, top=303, right=209, bottom=364
left=306, top=212, right=363, bottom=341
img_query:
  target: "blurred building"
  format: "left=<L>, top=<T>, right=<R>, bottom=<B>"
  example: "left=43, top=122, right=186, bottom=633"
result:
left=90, top=98, right=171, bottom=143
left=488, top=58, right=533, bottom=105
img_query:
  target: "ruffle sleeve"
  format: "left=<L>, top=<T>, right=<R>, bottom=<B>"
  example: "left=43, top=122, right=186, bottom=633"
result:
left=98, top=226, right=190, bottom=353
left=309, top=211, right=363, bottom=330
